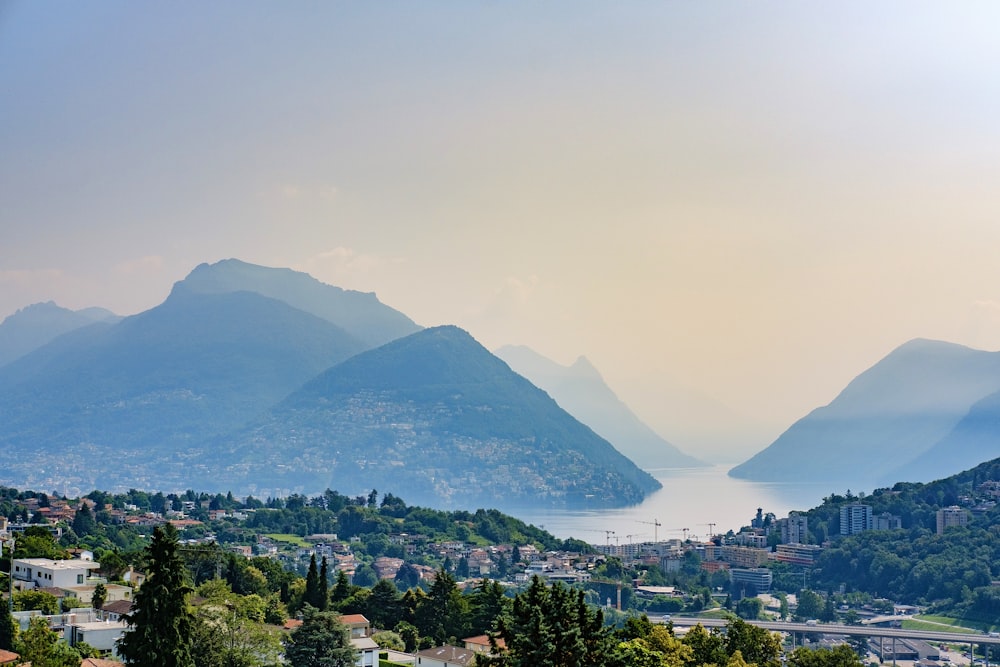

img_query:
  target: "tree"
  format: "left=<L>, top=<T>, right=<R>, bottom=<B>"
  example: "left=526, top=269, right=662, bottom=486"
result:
left=72, top=502, right=98, bottom=539
left=283, top=606, right=357, bottom=667
left=13, top=589, right=59, bottom=614
left=735, top=597, right=764, bottom=620
left=415, top=568, right=468, bottom=644
left=0, top=602, right=18, bottom=651
left=795, top=589, right=824, bottom=621
left=118, top=524, right=196, bottom=667
left=318, top=556, right=330, bottom=611
left=788, top=644, right=865, bottom=667
left=304, top=554, right=323, bottom=610
left=15, top=616, right=80, bottom=667
left=479, top=576, right=616, bottom=667
left=722, top=617, right=782, bottom=667
left=681, top=623, right=727, bottom=667
left=331, top=569, right=353, bottom=605
left=92, top=582, right=108, bottom=610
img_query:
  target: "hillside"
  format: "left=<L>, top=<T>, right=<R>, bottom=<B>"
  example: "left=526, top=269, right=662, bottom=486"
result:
left=0, top=301, right=120, bottom=368
left=203, top=326, right=662, bottom=510
left=729, top=339, right=1000, bottom=487
left=0, top=284, right=368, bottom=493
left=495, top=345, right=705, bottom=469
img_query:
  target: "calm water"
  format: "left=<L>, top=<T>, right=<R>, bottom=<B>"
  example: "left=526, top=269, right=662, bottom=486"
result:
left=513, top=465, right=832, bottom=543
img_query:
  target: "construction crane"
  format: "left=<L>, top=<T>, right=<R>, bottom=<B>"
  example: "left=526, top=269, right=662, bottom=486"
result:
left=636, top=518, right=662, bottom=543
left=699, top=523, right=717, bottom=540
left=582, top=529, right=616, bottom=548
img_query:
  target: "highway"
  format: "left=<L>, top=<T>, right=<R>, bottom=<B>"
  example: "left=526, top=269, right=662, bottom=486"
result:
left=668, top=616, right=1000, bottom=647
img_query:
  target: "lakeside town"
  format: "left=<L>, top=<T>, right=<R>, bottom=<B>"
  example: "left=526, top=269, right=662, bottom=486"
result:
left=2, top=477, right=999, bottom=667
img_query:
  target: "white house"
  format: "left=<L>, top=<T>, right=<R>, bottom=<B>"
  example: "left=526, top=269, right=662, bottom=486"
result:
left=12, top=558, right=101, bottom=590
left=69, top=619, right=129, bottom=656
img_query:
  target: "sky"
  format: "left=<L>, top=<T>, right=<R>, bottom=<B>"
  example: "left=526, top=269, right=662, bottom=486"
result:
left=3, top=2, right=1000, bottom=461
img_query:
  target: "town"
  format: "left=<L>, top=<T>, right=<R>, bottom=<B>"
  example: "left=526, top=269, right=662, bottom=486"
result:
left=2, top=472, right=999, bottom=667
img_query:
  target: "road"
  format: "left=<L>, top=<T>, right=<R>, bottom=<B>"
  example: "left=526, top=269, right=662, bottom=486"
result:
left=668, top=616, right=1000, bottom=647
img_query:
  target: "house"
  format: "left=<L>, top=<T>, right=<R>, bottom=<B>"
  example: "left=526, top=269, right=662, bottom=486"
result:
left=100, top=599, right=134, bottom=622
left=340, top=613, right=371, bottom=638
left=11, top=557, right=102, bottom=590
left=0, top=649, right=19, bottom=665
left=68, top=619, right=129, bottom=656
left=462, top=635, right=505, bottom=654
left=415, top=645, right=477, bottom=667
left=351, top=636, right=379, bottom=667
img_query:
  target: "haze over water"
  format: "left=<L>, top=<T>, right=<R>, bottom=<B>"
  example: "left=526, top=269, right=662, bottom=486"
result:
left=515, top=465, right=831, bottom=543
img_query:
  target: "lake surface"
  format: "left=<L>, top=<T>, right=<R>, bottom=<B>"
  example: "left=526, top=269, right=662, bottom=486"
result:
left=513, top=465, right=834, bottom=543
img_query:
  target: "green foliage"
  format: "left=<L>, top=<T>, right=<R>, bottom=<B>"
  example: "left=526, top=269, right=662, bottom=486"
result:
left=735, top=596, right=764, bottom=620
left=91, top=582, right=108, bottom=610
left=118, top=524, right=196, bottom=667
left=788, top=644, right=865, bottom=667
left=13, top=526, right=67, bottom=559
left=794, top=589, right=824, bottom=621
left=15, top=616, right=81, bottom=667
left=722, top=617, right=782, bottom=667
left=372, top=630, right=404, bottom=651
left=0, top=603, right=18, bottom=651
left=479, top=576, right=615, bottom=667
left=283, top=605, right=357, bottom=667
left=13, top=589, right=59, bottom=614
left=415, top=568, right=468, bottom=644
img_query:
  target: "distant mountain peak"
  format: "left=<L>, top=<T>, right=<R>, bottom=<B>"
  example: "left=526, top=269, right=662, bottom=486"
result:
left=494, top=345, right=706, bottom=469
left=176, top=258, right=421, bottom=348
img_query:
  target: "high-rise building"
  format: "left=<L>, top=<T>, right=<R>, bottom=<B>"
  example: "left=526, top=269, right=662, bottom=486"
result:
left=781, top=511, right=808, bottom=544
left=840, top=503, right=873, bottom=535
left=936, top=506, right=968, bottom=534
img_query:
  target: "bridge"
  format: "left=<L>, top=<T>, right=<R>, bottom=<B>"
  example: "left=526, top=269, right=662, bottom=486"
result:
left=667, top=616, right=1000, bottom=663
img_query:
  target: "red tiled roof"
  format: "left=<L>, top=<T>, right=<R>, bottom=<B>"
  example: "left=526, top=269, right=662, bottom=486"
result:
left=340, top=614, right=369, bottom=625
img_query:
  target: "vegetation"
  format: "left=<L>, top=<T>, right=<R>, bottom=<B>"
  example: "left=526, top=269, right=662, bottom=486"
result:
left=118, top=524, right=197, bottom=667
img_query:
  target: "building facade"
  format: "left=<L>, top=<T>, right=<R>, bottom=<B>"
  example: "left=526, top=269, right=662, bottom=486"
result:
left=839, top=503, right=873, bottom=536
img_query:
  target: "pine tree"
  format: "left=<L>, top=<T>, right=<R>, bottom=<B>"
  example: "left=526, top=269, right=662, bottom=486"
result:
left=331, top=569, right=352, bottom=605
left=284, top=606, right=357, bottom=667
left=118, top=524, right=196, bottom=667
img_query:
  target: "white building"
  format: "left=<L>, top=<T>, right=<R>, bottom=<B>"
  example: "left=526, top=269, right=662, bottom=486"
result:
left=839, top=504, right=873, bottom=536
left=12, top=558, right=101, bottom=590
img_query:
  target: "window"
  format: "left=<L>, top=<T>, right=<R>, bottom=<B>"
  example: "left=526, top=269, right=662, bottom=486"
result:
left=77, top=574, right=84, bottom=584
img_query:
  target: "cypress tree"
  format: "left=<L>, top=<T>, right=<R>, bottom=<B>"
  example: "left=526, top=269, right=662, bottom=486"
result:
left=118, top=524, right=195, bottom=667
left=318, top=556, right=330, bottom=611
left=304, top=554, right=321, bottom=610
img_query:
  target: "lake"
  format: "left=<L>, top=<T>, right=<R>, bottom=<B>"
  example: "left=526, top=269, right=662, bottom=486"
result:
left=513, top=465, right=834, bottom=543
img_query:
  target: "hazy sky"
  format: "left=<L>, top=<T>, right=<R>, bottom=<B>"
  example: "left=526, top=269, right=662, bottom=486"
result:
left=4, top=2, right=1000, bottom=458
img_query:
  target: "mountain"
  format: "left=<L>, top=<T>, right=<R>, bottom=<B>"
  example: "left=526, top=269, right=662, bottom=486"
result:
left=180, top=258, right=421, bottom=347
left=0, top=301, right=120, bottom=368
left=494, top=345, right=706, bottom=469
left=199, top=326, right=662, bottom=510
left=729, top=339, right=1000, bottom=487
left=888, top=385, right=1000, bottom=484
left=0, top=282, right=373, bottom=494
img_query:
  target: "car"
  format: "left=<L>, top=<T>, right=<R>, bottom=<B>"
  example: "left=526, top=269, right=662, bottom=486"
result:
left=662, top=615, right=672, bottom=621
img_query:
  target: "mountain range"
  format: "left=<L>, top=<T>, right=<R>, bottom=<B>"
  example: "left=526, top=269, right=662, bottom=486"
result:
left=729, top=338, right=1000, bottom=488
left=494, top=345, right=705, bottom=469
left=0, top=259, right=658, bottom=509
left=195, top=326, right=660, bottom=508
